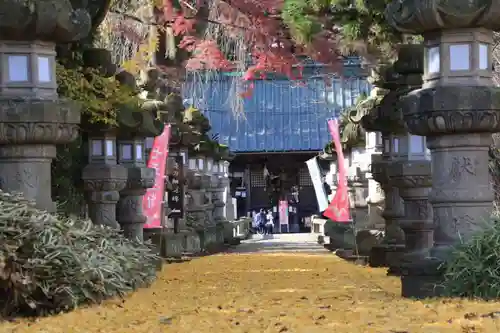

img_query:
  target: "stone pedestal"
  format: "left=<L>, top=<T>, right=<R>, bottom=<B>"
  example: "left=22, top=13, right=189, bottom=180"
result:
left=82, top=164, right=127, bottom=228
left=386, top=0, right=500, bottom=299
left=348, top=175, right=369, bottom=229
left=117, top=167, right=155, bottom=241
left=202, top=170, right=214, bottom=227
left=388, top=161, right=433, bottom=265
left=0, top=0, right=92, bottom=209
left=210, top=167, right=226, bottom=246
left=185, top=168, right=213, bottom=249
left=210, top=170, right=225, bottom=222
left=401, top=134, right=495, bottom=298
left=369, top=157, right=405, bottom=267
left=365, top=131, right=385, bottom=229
left=0, top=104, right=80, bottom=212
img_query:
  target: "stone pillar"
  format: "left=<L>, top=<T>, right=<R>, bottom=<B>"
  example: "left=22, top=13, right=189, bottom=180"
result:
left=388, top=160, right=433, bottom=261
left=211, top=160, right=225, bottom=223
left=82, top=132, right=127, bottom=228
left=347, top=147, right=370, bottom=229
left=369, top=152, right=405, bottom=267
left=116, top=137, right=155, bottom=241
left=203, top=156, right=215, bottom=227
left=0, top=2, right=91, bottom=211
left=223, top=165, right=237, bottom=221
left=185, top=156, right=209, bottom=230
left=365, top=132, right=385, bottom=228
left=386, top=0, right=500, bottom=298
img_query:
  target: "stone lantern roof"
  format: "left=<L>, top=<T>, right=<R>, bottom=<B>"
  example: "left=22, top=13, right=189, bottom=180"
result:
left=359, top=48, right=424, bottom=135
left=0, top=0, right=113, bottom=42
left=385, top=0, right=500, bottom=33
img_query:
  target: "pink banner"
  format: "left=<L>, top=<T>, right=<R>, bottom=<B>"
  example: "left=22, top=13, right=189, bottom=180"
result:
left=279, top=200, right=289, bottom=225
left=324, top=118, right=351, bottom=222
left=143, top=124, right=171, bottom=229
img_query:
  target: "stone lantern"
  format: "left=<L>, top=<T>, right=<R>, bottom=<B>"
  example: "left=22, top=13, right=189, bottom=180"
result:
left=369, top=132, right=406, bottom=269
left=211, top=159, right=225, bottom=224
left=388, top=133, right=433, bottom=272
left=386, top=0, right=500, bottom=297
left=83, top=129, right=127, bottom=228
left=80, top=49, right=130, bottom=228
left=116, top=135, right=155, bottom=240
left=0, top=4, right=92, bottom=211
left=114, top=70, right=161, bottom=240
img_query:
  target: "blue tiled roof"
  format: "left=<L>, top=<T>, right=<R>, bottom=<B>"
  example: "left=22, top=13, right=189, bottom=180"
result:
left=183, top=64, right=370, bottom=153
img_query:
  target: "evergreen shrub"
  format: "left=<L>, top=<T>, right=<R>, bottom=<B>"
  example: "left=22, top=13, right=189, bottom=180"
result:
left=0, top=191, right=159, bottom=316
left=442, top=219, right=500, bottom=299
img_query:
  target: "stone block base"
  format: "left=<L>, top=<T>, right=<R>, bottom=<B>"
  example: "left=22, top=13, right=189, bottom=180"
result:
left=215, top=223, right=225, bottom=244
left=163, top=233, right=185, bottom=258
left=369, top=245, right=388, bottom=267
left=400, top=259, right=445, bottom=299
left=143, top=229, right=183, bottom=259
left=324, top=221, right=356, bottom=250
left=182, top=231, right=201, bottom=254
left=401, top=274, right=445, bottom=298
left=385, top=244, right=406, bottom=276
left=144, top=229, right=205, bottom=258
left=223, top=219, right=251, bottom=244
left=335, top=249, right=369, bottom=265
left=356, top=229, right=384, bottom=256
left=197, top=226, right=221, bottom=251
left=311, top=217, right=327, bottom=234
left=369, top=243, right=405, bottom=268
left=143, top=224, right=242, bottom=259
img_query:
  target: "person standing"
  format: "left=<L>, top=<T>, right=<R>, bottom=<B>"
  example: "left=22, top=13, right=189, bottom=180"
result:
left=252, top=210, right=260, bottom=233
left=258, top=209, right=266, bottom=234
left=265, top=210, right=274, bottom=235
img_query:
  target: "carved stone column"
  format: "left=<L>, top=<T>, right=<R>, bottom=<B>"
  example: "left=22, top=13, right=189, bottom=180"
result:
left=211, top=160, right=226, bottom=223
left=185, top=156, right=208, bottom=230
left=222, top=161, right=236, bottom=221
left=369, top=153, right=405, bottom=267
left=365, top=132, right=385, bottom=229
left=386, top=0, right=500, bottom=298
left=388, top=161, right=433, bottom=261
left=0, top=3, right=91, bottom=211
left=82, top=132, right=127, bottom=229
left=116, top=137, right=155, bottom=241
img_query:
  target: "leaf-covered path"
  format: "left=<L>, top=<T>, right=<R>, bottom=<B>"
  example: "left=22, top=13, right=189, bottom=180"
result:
left=2, top=234, right=500, bottom=333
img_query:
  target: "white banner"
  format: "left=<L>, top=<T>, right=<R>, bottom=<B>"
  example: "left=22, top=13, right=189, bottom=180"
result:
left=305, top=156, right=329, bottom=212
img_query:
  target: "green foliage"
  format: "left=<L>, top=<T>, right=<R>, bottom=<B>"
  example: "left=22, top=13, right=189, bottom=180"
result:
left=331, top=0, right=405, bottom=60
left=54, top=62, right=144, bottom=216
left=56, top=63, right=142, bottom=125
left=282, top=0, right=326, bottom=45
left=51, top=138, right=86, bottom=217
left=339, top=93, right=368, bottom=148
left=282, top=0, right=420, bottom=62
left=0, top=191, right=159, bottom=316
left=442, top=220, right=500, bottom=299
left=489, top=135, right=500, bottom=214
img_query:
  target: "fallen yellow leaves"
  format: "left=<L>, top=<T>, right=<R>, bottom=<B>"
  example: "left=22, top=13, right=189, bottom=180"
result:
left=2, top=253, right=500, bottom=333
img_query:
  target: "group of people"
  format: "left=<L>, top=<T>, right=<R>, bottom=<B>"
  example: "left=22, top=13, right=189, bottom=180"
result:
left=252, top=209, right=274, bottom=235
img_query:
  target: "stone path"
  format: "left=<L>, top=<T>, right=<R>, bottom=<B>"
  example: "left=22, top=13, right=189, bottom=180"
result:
left=7, top=246, right=500, bottom=333
left=227, top=232, right=329, bottom=254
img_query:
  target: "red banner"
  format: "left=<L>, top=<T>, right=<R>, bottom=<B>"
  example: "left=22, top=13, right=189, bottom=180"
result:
left=324, top=118, right=351, bottom=222
left=143, top=124, right=171, bottom=229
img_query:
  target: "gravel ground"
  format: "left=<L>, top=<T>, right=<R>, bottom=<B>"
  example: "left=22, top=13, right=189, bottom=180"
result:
left=1, top=236, right=500, bottom=332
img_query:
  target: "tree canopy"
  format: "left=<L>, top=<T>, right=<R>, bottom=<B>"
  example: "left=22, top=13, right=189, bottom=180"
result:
left=159, top=0, right=415, bottom=82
